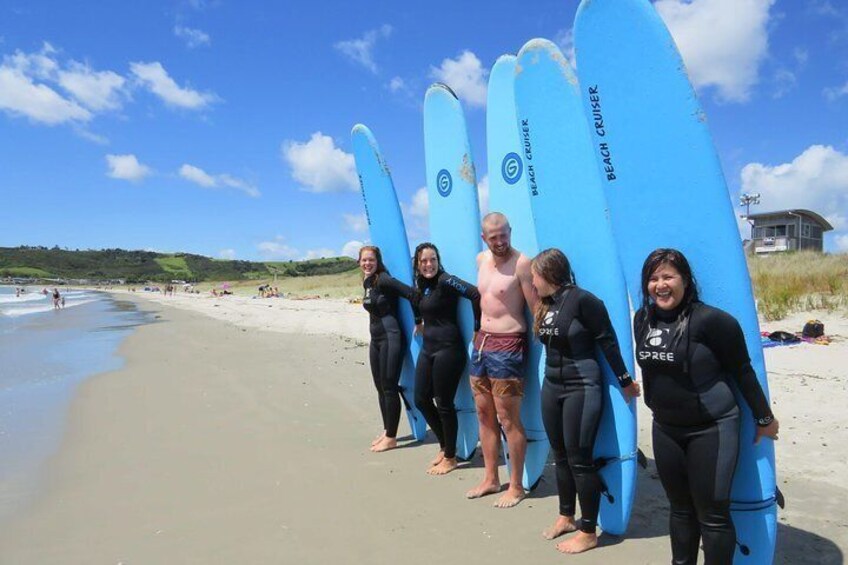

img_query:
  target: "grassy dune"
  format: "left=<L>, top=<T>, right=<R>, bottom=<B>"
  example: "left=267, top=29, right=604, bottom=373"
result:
left=748, top=252, right=848, bottom=320
left=192, top=269, right=362, bottom=300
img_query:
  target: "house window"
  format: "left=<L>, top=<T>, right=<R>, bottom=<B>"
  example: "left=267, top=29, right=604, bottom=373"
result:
left=802, top=224, right=811, bottom=237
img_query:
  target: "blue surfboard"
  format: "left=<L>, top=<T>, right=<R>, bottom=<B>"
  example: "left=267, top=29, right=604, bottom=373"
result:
left=423, top=84, right=481, bottom=461
left=514, top=38, right=639, bottom=535
left=351, top=124, right=428, bottom=442
left=575, top=0, right=777, bottom=560
left=486, top=55, right=549, bottom=491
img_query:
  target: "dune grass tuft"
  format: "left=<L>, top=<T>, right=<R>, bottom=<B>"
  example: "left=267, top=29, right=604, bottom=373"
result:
left=748, top=252, right=848, bottom=320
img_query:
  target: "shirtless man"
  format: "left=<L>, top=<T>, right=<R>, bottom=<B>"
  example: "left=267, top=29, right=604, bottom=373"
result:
left=467, top=212, right=536, bottom=508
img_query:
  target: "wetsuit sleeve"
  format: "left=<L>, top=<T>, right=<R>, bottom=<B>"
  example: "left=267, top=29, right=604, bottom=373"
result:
left=377, top=274, right=421, bottom=324
left=579, top=291, right=632, bottom=387
left=376, top=274, right=416, bottom=301
left=703, top=309, right=773, bottom=422
left=439, top=273, right=482, bottom=332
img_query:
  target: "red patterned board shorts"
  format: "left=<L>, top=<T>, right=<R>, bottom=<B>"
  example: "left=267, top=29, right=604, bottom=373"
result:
left=469, top=331, right=527, bottom=398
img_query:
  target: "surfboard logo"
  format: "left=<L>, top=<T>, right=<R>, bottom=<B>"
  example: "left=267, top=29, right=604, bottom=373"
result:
left=501, top=152, right=523, bottom=185
left=436, top=169, right=452, bottom=197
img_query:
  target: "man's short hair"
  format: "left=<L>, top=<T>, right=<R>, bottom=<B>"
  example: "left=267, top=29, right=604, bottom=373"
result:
left=482, top=212, right=510, bottom=234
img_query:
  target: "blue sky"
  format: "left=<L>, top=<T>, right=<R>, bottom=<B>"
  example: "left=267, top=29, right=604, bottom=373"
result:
left=1, top=0, right=847, bottom=259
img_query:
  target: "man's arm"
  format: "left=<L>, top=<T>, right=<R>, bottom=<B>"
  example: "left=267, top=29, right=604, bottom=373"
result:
left=516, top=253, right=537, bottom=310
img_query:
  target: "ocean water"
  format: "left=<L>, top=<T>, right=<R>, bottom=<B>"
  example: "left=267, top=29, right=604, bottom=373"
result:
left=0, top=286, right=153, bottom=521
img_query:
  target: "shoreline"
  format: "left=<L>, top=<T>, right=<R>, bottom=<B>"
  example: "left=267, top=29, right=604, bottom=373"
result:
left=0, top=294, right=844, bottom=563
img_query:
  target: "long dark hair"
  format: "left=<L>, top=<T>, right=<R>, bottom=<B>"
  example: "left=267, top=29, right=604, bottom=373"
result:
left=530, top=248, right=575, bottom=336
left=358, top=245, right=389, bottom=281
left=412, top=242, right=445, bottom=289
left=638, top=248, right=700, bottom=344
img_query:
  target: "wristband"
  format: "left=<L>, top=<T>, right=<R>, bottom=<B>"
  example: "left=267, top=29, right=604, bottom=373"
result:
left=756, top=415, right=774, bottom=427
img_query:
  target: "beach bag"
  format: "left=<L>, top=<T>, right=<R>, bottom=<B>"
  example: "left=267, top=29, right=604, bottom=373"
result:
left=802, top=320, right=824, bottom=339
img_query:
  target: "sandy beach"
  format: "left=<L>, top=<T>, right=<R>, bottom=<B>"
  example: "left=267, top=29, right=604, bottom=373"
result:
left=0, top=292, right=845, bottom=564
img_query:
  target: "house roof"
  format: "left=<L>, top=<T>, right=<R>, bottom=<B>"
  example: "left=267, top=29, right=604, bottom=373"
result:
left=746, top=209, right=834, bottom=231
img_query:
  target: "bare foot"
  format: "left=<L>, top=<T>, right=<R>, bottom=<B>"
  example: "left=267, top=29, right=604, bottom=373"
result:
left=430, top=450, right=445, bottom=467
left=494, top=486, right=526, bottom=508
left=371, top=431, right=386, bottom=447
left=542, top=516, right=578, bottom=540
left=556, top=531, right=598, bottom=554
left=370, top=437, right=397, bottom=452
left=465, top=480, right=502, bottom=499
left=426, top=457, right=458, bottom=476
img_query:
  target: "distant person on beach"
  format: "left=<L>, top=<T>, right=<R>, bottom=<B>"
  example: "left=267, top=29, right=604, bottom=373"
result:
left=52, top=288, right=60, bottom=309
left=412, top=242, right=481, bottom=475
left=468, top=212, right=536, bottom=508
left=531, top=249, right=640, bottom=554
left=359, top=245, right=418, bottom=453
left=634, top=248, right=779, bottom=565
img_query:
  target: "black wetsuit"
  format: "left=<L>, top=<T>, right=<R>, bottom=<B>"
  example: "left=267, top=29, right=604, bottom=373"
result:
left=538, top=286, right=632, bottom=534
left=635, top=302, right=773, bottom=565
left=363, top=273, right=417, bottom=439
left=414, top=272, right=481, bottom=459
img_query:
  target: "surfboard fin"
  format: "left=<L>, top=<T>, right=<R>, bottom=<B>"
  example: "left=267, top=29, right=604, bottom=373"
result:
left=637, top=448, right=648, bottom=469
left=776, top=487, right=785, bottom=509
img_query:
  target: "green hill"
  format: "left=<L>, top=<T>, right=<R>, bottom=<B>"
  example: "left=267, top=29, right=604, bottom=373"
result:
left=0, top=246, right=357, bottom=283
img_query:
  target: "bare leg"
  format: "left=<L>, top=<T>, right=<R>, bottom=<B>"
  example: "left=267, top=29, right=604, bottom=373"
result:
left=466, top=383, right=502, bottom=499
left=556, top=531, right=598, bottom=554
left=542, top=515, right=578, bottom=540
left=493, top=394, right=527, bottom=508
left=370, top=436, right=398, bottom=452
left=430, top=450, right=445, bottom=467
left=427, top=457, right=458, bottom=476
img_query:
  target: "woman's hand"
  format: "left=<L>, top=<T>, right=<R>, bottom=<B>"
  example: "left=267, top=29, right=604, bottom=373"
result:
left=755, top=418, right=779, bottom=444
left=622, top=381, right=641, bottom=402
left=414, top=323, right=424, bottom=336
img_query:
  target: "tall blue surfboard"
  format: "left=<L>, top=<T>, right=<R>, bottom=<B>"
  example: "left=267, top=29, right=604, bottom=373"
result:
left=575, top=0, right=778, bottom=560
left=423, top=84, right=481, bottom=460
left=351, top=124, right=428, bottom=442
left=486, top=55, right=549, bottom=491
left=514, top=38, right=638, bottom=535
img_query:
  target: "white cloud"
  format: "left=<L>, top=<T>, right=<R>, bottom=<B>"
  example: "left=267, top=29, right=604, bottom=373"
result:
left=57, top=61, right=126, bottom=111
left=343, top=213, right=368, bottom=233
left=401, top=186, right=429, bottom=239
left=430, top=50, right=488, bottom=108
left=106, top=154, right=152, bottom=182
left=342, top=239, right=366, bottom=258
left=179, top=163, right=216, bottom=187
left=835, top=234, right=848, bottom=252
left=303, top=248, right=336, bottom=260
left=334, top=24, right=393, bottom=74
left=218, top=248, right=236, bottom=259
left=174, top=25, right=211, bottom=48
left=179, top=164, right=260, bottom=197
left=130, top=61, right=217, bottom=110
left=0, top=45, right=92, bottom=125
left=824, top=80, right=848, bottom=101
left=771, top=68, right=796, bottom=99
left=257, top=236, right=300, bottom=260
left=282, top=132, right=357, bottom=193
left=477, top=174, right=490, bottom=216
left=388, top=76, right=406, bottom=92
left=740, top=145, right=848, bottom=246
left=554, top=28, right=576, bottom=68
left=654, top=0, right=775, bottom=102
